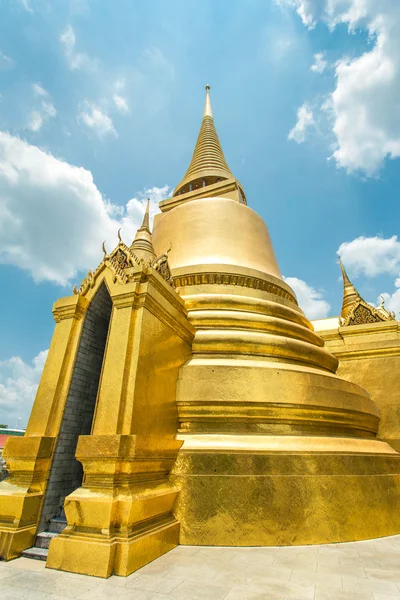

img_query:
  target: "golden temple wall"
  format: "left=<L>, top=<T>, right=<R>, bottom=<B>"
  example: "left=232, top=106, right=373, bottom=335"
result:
left=316, top=320, right=400, bottom=451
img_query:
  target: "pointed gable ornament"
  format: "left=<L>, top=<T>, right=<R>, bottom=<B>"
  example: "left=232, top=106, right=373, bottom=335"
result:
left=338, top=257, right=396, bottom=326
left=73, top=202, right=174, bottom=295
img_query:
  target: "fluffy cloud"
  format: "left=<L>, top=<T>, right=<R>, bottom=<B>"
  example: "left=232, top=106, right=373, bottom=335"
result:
left=0, top=50, right=15, bottom=70
left=276, top=0, right=320, bottom=28
left=0, top=132, right=169, bottom=285
left=337, top=236, right=400, bottom=277
left=27, top=84, right=56, bottom=132
left=0, top=350, right=48, bottom=428
left=279, top=1, right=400, bottom=175
left=288, top=103, right=315, bottom=143
left=311, top=52, right=327, bottom=73
left=284, top=276, right=331, bottom=319
left=113, top=94, right=129, bottom=114
left=338, top=235, right=400, bottom=317
left=60, top=25, right=96, bottom=71
left=78, top=102, right=116, bottom=137
left=380, top=280, right=400, bottom=317
left=18, top=0, right=33, bottom=12
left=113, top=78, right=129, bottom=114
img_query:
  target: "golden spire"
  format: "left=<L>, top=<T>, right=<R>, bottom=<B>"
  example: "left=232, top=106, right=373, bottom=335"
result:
left=339, top=256, right=360, bottom=319
left=130, top=199, right=156, bottom=262
left=173, top=85, right=234, bottom=196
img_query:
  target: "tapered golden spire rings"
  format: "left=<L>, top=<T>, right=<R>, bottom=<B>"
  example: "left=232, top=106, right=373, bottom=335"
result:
left=173, top=85, right=233, bottom=196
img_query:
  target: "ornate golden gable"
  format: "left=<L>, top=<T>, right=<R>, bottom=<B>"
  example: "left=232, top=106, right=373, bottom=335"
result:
left=73, top=225, right=174, bottom=297
left=339, top=257, right=396, bottom=326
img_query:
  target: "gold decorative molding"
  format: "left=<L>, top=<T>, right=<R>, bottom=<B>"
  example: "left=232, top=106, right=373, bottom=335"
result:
left=173, top=271, right=296, bottom=303
left=53, top=296, right=88, bottom=322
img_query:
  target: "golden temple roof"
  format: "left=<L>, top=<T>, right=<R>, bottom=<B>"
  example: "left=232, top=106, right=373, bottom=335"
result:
left=173, top=86, right=234, bottom=197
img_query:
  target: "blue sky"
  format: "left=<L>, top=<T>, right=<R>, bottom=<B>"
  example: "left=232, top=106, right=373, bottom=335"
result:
left=1, top=0, right=400, bottom=426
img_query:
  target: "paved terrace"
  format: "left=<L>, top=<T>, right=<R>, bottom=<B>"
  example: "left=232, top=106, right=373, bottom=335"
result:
left=1, top=534, right=400, bottom=599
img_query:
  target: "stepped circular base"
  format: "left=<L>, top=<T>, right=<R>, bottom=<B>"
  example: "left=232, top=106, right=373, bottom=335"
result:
left=171, top=438, right=400, bottom=546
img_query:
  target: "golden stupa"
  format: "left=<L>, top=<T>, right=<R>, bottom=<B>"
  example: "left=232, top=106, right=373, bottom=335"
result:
left=0, top=87, right=400, bottom=578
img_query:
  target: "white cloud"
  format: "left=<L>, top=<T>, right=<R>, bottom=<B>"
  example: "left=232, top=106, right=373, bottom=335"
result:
left=338, top=235, right=400, bottom=318
left=0, top=131, right=169, bottom=285
left=143, top=47, right=175, bottom=81
left=0, top=350, right=48, bottom=428
left=27, top=111, right=43, bottom=132
left=27, top=84, right=57, bottom=132
left=112, top=77, right=129, bottom=113
left=276, top=0, right=320, bottom=29
left=288, top=102, right=315, bottom=143
left=113, top=94, right=129, bottom=114
left=279, top=1, right=400, bottom=175
left=284, top=276, right=331, bottom=319
left=18, top=0, right=33, bottom=12
left=32, top=83, right=48, bottom=98
left=337, top=236, right=400, bottom=277
left=0, top=51, right=15, bottom=70
left=311, top=52, right=327, bottom=73
left=78, top=102, right=116, bottom=137
left=380, top=280, right=400, bottom=317
left=60, top=25, right=96, bottom=71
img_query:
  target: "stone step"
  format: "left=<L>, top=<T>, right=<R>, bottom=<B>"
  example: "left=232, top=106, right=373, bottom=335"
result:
left=35, top=531, right=59, bottom=549
left=21, top=547, right=48, bottom=561
left=48, top=517, right=67, bottom=534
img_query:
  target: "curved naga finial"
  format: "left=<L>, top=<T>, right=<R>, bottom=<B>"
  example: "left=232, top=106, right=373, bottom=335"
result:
left=117, top=228, right=123, bottom=243
left=102, top=241, right=107, bottom=257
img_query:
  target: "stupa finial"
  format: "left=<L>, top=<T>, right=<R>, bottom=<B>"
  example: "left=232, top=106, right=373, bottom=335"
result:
left=130, top=199, right=156, bottom=262
left=204, top=84, right=213, bottom=118
left=172, top=85, right=233, bottom=197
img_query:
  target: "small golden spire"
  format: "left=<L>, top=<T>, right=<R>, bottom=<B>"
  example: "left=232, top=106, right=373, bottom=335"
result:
left=338, top=256, right=360, bottom=320
left=130, top=199, right=156, bottom=262
left=173, top=85, right=233, bottom=196
left=141, top=198, right=151, bottom=232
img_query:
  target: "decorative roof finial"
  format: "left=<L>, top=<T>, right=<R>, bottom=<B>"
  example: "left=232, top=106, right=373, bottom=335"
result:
left=140, top=198, right=151, bottom=232
left=338, top=256, right=351, bottom=286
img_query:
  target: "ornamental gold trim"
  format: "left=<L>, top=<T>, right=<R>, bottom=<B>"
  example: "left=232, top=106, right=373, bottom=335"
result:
left=173, top=272, right=296, bottom=303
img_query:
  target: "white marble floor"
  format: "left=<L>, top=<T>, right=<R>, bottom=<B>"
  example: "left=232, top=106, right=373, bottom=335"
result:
left=1, top=535, right=400, bottom=599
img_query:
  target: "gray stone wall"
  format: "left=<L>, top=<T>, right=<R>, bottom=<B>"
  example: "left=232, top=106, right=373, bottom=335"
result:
left=39, top=283, right=112, bottom=530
